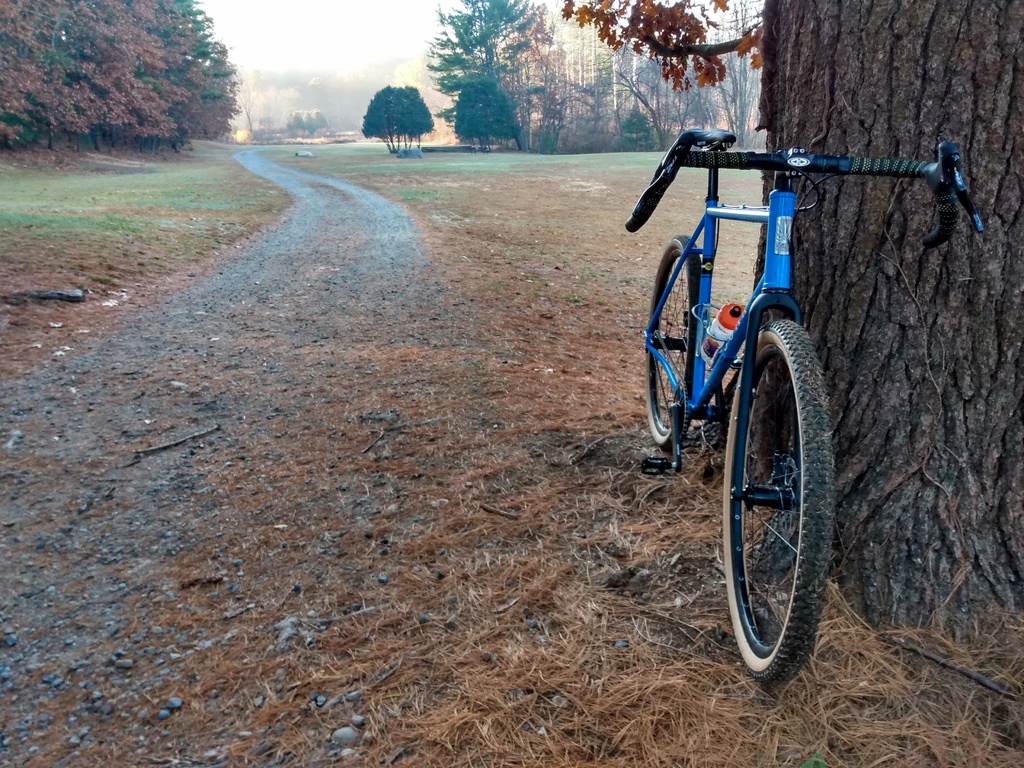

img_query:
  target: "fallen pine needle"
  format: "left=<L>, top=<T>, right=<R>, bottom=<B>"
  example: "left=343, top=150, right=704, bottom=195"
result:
left=481, top=503, right=518, bottom=520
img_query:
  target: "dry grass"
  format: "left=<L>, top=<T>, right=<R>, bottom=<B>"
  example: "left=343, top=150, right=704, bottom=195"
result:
left=0, top=143, right=288, bottom=378
left=8, top=142, right=1023, bottom=767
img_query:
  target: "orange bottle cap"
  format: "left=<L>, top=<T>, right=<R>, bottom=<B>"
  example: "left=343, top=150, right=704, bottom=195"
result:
left=719, top=303, right=744, bottom=331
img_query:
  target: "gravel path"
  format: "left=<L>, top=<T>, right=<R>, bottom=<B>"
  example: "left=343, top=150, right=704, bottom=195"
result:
left=0, top=150, right=464, bottom=764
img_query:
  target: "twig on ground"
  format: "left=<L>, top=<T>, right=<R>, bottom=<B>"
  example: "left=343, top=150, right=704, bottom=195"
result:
left=371, top=658, right=402, bottom=687
left=493, top=596, right=521, bottom=614
left=481, top=503, right=518, bottom=520
left=129, top=424, right=220, bottom=464
left=179, top=575, right=224, bottom=589
left=384, top=746, right=412, bottom=766
left=568, top=434, right=611, bottom=465
left=891, top=635, right=1013, bottom=696
left=361, top=429, right=386, bottom=453
left=317, top=605, right=385, bottom=623
left=637, top=483, right=667, bottom=506
left=223, top=603, right=256, bottom=620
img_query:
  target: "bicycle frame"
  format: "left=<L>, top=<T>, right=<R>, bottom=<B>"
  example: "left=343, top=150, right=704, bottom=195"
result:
left=644, top=170, right=803, bottom=428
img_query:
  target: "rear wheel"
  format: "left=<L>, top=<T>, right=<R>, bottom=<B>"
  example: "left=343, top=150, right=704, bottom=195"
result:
left=645, top=239, right=699, bottom=451
left=723, top=319, right=835, bottom=685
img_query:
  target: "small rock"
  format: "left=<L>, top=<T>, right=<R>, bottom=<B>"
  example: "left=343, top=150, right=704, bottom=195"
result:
left=481, top=651, right=494, bottom=662
left=114, top=659, right=134, bottom=670
left=614, top=640, right=630, bottom=648
left=417, top=615, right=430, bottom=625
left=351, top=714, right=365, bottom=727
left=377, top=573, right=389, bottom=584
left=157, top=709, right=172, bottom=721
left=170, top=381, right=187, bottom=390
left=4, top=635, right=16, bottom=648
left=340, top=748, right=358, bottom=758
left=345, top=689, right=362, bottom=702
left=331, top=726, right=358, bottom=746
left=166, top=697, right=183, bottom=710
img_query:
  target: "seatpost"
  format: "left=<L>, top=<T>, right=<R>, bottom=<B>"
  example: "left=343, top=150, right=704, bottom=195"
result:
left=707, top=167, right=720, bottom=201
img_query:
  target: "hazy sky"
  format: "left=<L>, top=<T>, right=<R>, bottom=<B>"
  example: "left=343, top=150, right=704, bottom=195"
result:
left=195, top=1, right=447, bottom=71
left=199, top=0, right=565, bottom=73
left=197, top=1, right=511, bottom=72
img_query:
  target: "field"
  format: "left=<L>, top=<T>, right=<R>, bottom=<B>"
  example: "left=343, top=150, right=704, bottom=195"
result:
left=1, top=143, right=1022, bottom=767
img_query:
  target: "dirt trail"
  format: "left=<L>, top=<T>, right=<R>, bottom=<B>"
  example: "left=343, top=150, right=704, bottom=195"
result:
left=0, top=151, right=479, bottom=764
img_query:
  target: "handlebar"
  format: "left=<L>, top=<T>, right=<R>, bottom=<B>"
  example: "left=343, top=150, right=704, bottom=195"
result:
left=626, top=130, right=984, bottom=249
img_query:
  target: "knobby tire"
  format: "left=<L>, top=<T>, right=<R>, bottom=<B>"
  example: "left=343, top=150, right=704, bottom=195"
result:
left=723, top=319, right=836, bottom=685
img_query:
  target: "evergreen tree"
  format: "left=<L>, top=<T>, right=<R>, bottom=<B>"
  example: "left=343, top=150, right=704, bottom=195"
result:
left=362, top=86, right=434, bottom=153
left=619, top=106, right=653, bottom=151
left=453, top=77, right=516, bottom=148
left=428, top=0, right=532, bottom=142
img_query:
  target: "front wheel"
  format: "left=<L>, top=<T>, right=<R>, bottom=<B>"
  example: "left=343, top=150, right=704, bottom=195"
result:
left=723, top=319, right=835, bottom=685
left=645, top=239, right=699, bottom=451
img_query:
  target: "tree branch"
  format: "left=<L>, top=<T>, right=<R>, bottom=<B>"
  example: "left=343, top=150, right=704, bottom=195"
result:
left=642, top=27, right=759, bottom=61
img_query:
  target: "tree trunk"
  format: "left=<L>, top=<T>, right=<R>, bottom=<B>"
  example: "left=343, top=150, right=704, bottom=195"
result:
left=760, top=0, right=1024, bottom=630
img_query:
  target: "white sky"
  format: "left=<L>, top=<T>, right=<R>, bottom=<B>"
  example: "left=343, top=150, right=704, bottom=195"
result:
left=199, top=0, right=562, bottom=73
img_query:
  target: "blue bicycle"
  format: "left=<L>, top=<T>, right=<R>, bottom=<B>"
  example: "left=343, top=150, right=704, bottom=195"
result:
left=628, top=128, right=983, bottom=684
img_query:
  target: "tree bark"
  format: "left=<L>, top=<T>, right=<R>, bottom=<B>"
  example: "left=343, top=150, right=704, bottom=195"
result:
left=760, top=0, right=1024, bottom=629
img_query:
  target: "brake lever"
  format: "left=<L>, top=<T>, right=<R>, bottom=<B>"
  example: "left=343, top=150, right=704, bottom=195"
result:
left=938, top=141, right=984, bottom=233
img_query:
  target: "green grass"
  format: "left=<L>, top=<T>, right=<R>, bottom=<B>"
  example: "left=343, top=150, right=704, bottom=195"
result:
left=0, top=143, right=288, bottom=288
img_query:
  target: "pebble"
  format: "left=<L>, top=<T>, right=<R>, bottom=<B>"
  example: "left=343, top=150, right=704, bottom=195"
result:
left=351, top=715, right=366, bottom=727
left=614, top=640, right=630, bottom=648
left=345, top=689, right=362, bottom=702
left=166, top=697, right=183, bottom=710
left=157, top=709, right=171, bottom=721
left=377, top=573, right=389, bottom=584
left=331, top=726, right=358, bottom=746
left=114, top=659, right=134, bottom=670
left=4, top=635, right=16, bottom=648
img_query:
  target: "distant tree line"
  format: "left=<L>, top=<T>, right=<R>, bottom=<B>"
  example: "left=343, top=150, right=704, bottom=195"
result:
left=422, top=0, right=762, bottom=153
left=0, top=0, right=237, bottom=151
left=232, top=0, right=761, bottom=154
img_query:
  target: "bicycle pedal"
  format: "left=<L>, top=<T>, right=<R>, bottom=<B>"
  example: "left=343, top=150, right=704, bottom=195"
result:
left=641, top=456, right=676, bottom=475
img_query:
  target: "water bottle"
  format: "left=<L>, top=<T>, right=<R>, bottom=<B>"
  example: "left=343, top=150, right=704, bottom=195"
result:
left=700, top=303, right=744, bottom=364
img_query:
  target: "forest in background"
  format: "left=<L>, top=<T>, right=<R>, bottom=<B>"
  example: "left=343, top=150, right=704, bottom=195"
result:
left=0, top=0, right=236, bottom=151
left=0, top=0, right=761, bottom=154
left=234, top=0, right=763, bottom=152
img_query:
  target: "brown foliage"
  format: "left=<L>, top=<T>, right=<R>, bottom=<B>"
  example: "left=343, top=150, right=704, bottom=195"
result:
left=0, top=0, right=235, bottom=148
left=561, top=0, right=761, bottom=89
